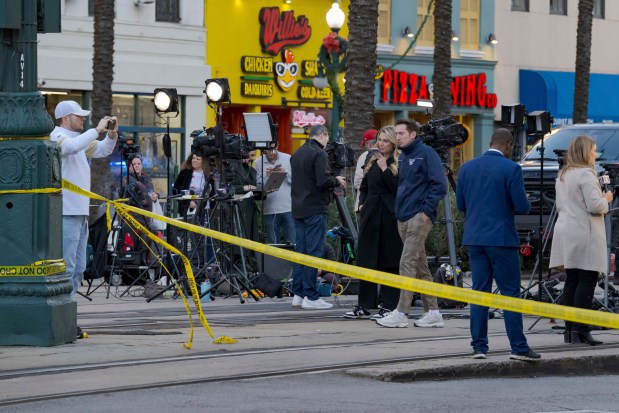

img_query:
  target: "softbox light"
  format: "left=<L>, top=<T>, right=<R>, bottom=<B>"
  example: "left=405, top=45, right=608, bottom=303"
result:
left=527, top=111, right=553, bottom=135
left=242, top=113, right=277, bottom=149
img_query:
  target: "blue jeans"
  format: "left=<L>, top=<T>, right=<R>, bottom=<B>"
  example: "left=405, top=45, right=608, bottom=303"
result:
left=292, top=213, right=327, bottom=301
left=468, top=245, right=530, bottom=354
left=264, top=212, right=296, bottom=244
left=63, top=215, right=89, bottom=299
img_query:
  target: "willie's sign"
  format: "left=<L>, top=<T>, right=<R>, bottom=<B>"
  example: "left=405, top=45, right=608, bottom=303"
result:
left=259, top=7, right=312, bottom=55
left=381, top=69, right=497, bottom=109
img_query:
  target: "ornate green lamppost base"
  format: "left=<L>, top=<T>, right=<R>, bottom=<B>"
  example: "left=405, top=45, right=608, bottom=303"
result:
left=0, top=276, right=76, bottom=346
left=0, top=91, right=77, bottom=346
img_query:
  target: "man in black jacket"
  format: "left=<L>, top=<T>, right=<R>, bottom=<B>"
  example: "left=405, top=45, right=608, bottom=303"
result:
left=290, top=125, right=346, bottom=310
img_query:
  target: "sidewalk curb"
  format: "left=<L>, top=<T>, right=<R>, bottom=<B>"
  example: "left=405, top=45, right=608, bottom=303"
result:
left=346, top=353, right=619, bottom=382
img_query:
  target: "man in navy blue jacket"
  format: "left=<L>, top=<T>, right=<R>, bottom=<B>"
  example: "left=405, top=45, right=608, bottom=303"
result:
left=377, top=119, right=447, bottom=328
left=456, top=128, right=540, bottom=361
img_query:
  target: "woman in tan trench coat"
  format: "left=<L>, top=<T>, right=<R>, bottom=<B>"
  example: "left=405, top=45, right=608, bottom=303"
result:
left=550, top=135, right=613, bottom=345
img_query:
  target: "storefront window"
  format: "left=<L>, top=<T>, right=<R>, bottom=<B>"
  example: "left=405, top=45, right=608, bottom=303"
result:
left=460, top=0, right=480, bottom=51
left=377, top=0, right=391, bottom=45
left=416, top=0, right=435, bottom=47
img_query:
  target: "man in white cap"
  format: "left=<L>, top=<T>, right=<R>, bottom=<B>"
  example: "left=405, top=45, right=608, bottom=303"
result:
left=51, top=100, right=118, bottom=335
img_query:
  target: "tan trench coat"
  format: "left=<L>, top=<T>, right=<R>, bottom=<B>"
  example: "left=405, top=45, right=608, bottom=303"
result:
left=549, top=167, right=608, bottom=274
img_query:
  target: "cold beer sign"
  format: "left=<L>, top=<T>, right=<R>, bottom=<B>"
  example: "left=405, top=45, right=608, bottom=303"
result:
left=381, top=69, right=497, bottom=109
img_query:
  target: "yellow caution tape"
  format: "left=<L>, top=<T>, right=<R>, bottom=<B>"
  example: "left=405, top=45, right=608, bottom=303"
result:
left=61, top=179, right=619, bottom=334
left=0, top=188, right=61, bottom=195
left=62, top=179, right=236, bottom=348
left=0, top=136, right=49, bottom=141
left=0, top=260, right=66, bottom=277
left=107, top=190, right=619, bottom=331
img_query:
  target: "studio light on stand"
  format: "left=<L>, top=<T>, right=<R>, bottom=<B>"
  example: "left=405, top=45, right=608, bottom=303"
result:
left=500, top=104, right=527, bottom=161
left=153, top=87, right=179, bottom=215
left=526, top=110, right=553, bottom=302
left=205, top=78, right=231, bottom=125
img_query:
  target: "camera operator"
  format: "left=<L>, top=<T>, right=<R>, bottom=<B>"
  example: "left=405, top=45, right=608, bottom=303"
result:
left=457, top=128, right=540, bottom=361
left=290, top=125, right=346, bottom=310
left=550, top=135, right=612, bottom=346
left=377, top=118, right=446, bottom=329
left=51, top=100, right=118, bottom=339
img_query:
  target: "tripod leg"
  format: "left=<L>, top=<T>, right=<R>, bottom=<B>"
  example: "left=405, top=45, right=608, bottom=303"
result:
left=443, top=191, right=459, bottom=288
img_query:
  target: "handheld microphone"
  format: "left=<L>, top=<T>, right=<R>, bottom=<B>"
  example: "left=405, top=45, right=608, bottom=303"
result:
left=599, top=173, right=610, bottom=192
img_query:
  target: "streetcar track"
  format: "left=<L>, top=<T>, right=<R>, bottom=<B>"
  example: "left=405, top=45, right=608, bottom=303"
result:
left=1, top=341, right=618, bottom=408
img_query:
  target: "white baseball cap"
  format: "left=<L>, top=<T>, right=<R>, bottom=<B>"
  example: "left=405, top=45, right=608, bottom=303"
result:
left=54, top=100, right=91, bottom=119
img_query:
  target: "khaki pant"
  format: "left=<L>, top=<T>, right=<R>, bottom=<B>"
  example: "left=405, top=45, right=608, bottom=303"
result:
left=396, top=213, right=437, bottom=314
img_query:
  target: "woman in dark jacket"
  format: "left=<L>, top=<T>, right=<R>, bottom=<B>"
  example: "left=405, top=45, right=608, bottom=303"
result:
left=173, top=153, right=213, bottom=219
left=344, top=125, right=402, bottom=319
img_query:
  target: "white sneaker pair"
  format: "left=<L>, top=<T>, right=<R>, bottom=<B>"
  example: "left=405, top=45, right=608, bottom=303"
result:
left=292, top=295, right=304, bottom=308
left=301, top=297, right=333, bottom=310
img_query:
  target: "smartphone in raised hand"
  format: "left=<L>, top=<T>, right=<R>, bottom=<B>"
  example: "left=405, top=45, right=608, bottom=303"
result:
left=107, top=119, right=116, bottom=130
left=370, top=148, right=380, bottom=157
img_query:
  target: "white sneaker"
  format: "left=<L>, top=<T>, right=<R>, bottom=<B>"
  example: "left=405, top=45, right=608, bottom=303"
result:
left=292, top=295, right=304, bottom=308
left=301, top=297, right=333, bottom=310
left=413, top=311, right=444, bottom=328
left=376, top=309, right=409, bottom=328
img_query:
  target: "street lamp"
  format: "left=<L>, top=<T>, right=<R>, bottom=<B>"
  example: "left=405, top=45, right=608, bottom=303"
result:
left=314, top=2, right=348, bottom=143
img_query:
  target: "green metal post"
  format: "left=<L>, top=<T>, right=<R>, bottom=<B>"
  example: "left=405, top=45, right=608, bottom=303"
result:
left=0, top=0, right=76, bottom=346
left=318, top=31, right=347, bottom=144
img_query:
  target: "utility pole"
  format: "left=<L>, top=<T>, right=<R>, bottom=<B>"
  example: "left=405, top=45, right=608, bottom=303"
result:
left=0, top=0, right=76, bottom=346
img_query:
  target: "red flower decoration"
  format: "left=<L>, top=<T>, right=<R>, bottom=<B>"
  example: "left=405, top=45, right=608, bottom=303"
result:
left=322, top=32, right=341, bottom=54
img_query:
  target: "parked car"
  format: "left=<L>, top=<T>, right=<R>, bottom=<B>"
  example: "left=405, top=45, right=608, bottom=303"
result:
left=516, top=123, right=619, bottom=249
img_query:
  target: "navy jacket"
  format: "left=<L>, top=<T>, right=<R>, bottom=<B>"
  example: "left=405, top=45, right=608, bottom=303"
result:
left=456, top=150, right=531, bottom=247
left=395, top=138, right=447, bottom=222
left=291, top=138, right=340, bottom=219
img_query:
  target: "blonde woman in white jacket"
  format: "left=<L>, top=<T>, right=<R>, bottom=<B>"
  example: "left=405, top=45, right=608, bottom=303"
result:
left=550, top=135, right=613, bottom=345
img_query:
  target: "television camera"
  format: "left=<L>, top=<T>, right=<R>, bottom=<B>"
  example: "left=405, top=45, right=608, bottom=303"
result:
left=118, top=134, right=140, bottom=160
left=325, top=141, right=355, bottom=175
left=419, top=116, right=469, bottom=155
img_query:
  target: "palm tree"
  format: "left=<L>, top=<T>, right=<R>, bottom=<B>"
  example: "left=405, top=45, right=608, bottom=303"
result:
left=343, top=0, right=379, bottom=148
left=572, top=0, right=594, bottom=124
left=90, top=0, right=116, bottom=201
left=432, top=0, right=452, bottom=119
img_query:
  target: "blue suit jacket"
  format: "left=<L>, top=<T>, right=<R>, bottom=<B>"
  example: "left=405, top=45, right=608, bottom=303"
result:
left=456, top=150, right=530, bottom=247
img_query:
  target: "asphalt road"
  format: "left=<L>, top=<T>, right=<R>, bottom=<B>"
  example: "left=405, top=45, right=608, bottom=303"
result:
left=2, top=373, right=617, bottom=413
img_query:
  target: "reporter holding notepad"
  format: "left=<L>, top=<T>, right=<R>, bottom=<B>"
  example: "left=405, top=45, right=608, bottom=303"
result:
left=253, top=145, right=295, bottom=244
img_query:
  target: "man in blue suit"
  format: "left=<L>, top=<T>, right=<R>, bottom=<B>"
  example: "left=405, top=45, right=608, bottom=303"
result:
left=456, top=128, right=541, bottom=361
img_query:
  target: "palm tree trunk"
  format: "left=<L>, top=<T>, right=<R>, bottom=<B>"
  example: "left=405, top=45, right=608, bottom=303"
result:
left=90, top=0, right=116, bottom=202
left=432, top=0, right=452, bottom=119
left=344, top=0, right=379, bottom=148
left=573, top=0, right=594, bottom=124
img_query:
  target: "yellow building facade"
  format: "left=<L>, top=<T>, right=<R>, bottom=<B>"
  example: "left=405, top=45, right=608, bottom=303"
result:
left=205, top=0, right=350, bottom=154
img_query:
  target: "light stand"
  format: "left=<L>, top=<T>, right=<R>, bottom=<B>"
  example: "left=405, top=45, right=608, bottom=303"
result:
left=526, top=110, right=553, bottom=301
left=242, top=112, right=278, bottom=278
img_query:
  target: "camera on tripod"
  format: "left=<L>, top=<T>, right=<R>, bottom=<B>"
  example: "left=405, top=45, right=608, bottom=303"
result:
left=553, top=149, right=567, bottom=168
left=325, top=141, right=355, bottom=176
left=119, top=135, right=140, bottom=160
left=190, top=127, right=254, bottom=161
left=419, top=116, right=469, bottom=153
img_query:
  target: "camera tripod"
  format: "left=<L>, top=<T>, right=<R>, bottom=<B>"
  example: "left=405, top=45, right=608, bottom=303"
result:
left=198, top=195, right=260, bottom=303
